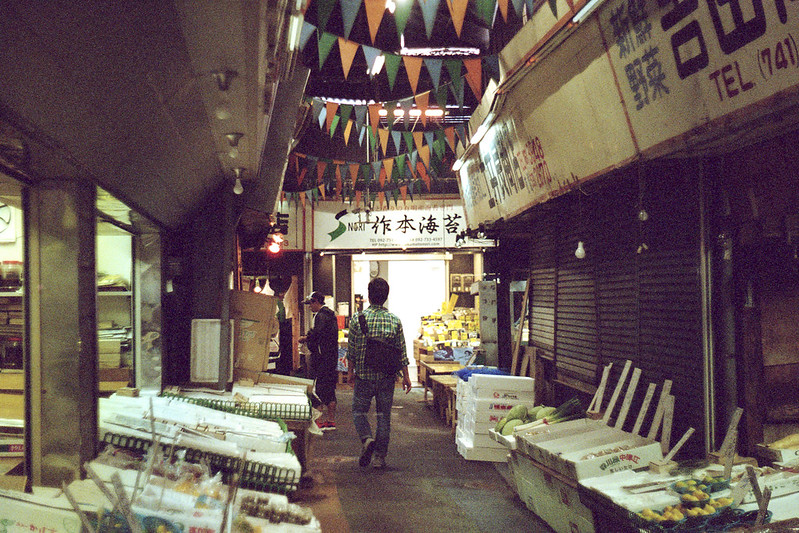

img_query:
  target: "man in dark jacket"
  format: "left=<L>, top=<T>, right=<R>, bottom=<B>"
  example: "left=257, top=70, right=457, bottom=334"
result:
left=299, top=291, right=339, bottom=430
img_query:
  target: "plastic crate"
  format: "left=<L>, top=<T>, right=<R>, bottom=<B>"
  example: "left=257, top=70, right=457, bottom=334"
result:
left=101, top=432, right=299, bottom=494
left=161, top=391, right=312, bottom=422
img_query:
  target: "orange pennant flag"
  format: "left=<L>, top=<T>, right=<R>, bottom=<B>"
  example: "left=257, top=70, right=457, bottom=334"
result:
left=402, top=56, right=423, bottom=94
left=349, top=163, right=359, bottom=186
left=343, top=119, right=354, bottom=145
left=383, top=158, right=394, bottom=182
left=300, top=192, right=307, bottom=207
left=338, top=38, right=359, bottom=79
left=400, top=185, right=408, bottom=203
left=355, top=190, right=362, bottom=208
left=319, top=184, right=326, bottom=200
left=326, top=102, right=338, bottom=132
left=379, top=166, right=387, bottom=187
left=415, top=92, right=429, bottom=126
left=412, top=131, right=424, bottom=153
left=377, top=191, right=386, bottom=209
left=464, top=58, right=483, bottom=101
left=335, top=164, right=342, bottom=195
left=378, top=128, right=390, bottom=156
left=418, top=144, right=430, bottom=170
left=364, top=0, right=385, bottom=44
left=297, top=167, right=307, bottom=187
left=498, top=0, right=510, bottom=21
left=446, top=0, right=469, bottom=37
left=368, top=103, right=381, bottom=135
left=445, top=126, right=456, bottom=151
left=407, top=156, right=416, bottom=177
left=416, top=161, right=431, bottom=191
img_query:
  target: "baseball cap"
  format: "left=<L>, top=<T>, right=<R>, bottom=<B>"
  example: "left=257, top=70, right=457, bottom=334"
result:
left=303, top=291, right=325, bottom=304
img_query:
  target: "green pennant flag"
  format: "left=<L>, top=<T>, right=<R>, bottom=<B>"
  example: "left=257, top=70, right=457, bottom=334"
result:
left=318, top=32, right=337, bottom=70
left=385, top=100, right=398, bottom=129
left=402, top=131, right=414, bottom=154
left=433, top=138, right=446, bottom=160
left=392, top=187, right=400, bottom=206
left=394, top=0, right=413, bottom=39
left=435, top=84, right=449, bottom=110
left=396, top=154, right=406, bottom=177
left=384, top=53, right=402, bottom=91
left=476, top=0, right=496, bottom=25
left=317, top=0, right=337, bottom=31
left=369, top=128, right=378, bottom=152
left=329, top=114, right=341, bottom=137
left=361, top=163, right=371, bottom=184
left=340, top=104, right=353, bottom=127
left=446, top=59, right=463, bottom=98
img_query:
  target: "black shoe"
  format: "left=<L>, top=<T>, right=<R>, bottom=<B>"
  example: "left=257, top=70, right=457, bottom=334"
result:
left=359, top=437, right=375, bottom=467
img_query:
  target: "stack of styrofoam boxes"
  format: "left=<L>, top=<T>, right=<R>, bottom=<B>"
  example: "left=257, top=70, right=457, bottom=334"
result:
left=455, top=373, right=535, bottom=462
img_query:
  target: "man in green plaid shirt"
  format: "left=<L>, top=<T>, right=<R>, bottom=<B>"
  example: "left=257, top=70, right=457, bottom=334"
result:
left=347, top=277, right=412, bottom=469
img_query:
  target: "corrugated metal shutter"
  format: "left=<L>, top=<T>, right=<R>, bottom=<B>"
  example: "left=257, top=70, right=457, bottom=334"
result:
left=555, top=196, right=598, bottom=392
left=529, top=208, right=556, bottom=350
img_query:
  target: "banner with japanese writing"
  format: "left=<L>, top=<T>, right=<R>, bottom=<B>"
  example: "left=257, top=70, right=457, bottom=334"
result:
left=313, top=201, right=491, bottom=250
left=600, top=0, right=799, bottom=151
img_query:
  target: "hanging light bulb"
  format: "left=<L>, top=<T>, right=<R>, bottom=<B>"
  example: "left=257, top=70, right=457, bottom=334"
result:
left=267, top=240, right=281, bottom=254
left=638, top=209, right=649, bottom=222
left=575, top=241, right=586, bottom=259
left=254, top=279, right=263, bottom=293
left=232, top=167, right=245, bottom=195
left=225, top=132, right=244, bottom=159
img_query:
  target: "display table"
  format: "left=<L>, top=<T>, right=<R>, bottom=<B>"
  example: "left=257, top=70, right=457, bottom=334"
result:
left=419, top=361, right=462, bottom=402
left=429, top=374, right=458, bottom=427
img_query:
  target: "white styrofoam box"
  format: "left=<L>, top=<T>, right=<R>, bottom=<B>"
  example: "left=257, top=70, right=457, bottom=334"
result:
left=557, top=436, right=663, bottom=479
left=0, top=488, right=84, bottom=532
left=468, top=374, right=534, bottom=397
left=531, top=426, right=633, bottom=471
left=458, top=410, right=501, bottom=435
left=457, top=426, right=507, bottom=449
left=488, top=428, right=517, bottom=450
left=517, top=418, right=607, bottom=458
left=462, top=397, right=537, bottom=416
left=456, top=433, right=509, bottom=462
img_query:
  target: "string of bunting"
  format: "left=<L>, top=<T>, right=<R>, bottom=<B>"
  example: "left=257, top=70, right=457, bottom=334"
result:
left=309, top=99, right=470, bottom=155
left=301, top=22, right=496, bottom=97
left=310, top=0, right=539, bottom=43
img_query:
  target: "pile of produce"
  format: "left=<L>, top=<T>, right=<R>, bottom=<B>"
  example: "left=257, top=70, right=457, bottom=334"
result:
left=494, top=398, right=583, bottom=436
left=768, top=433, right=799, bottom=449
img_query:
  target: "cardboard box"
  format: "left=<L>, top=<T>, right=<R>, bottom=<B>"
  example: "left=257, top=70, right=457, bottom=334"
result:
left=469, top=374, right=535, bottom=399
left=231, top=291, right=277, bottom=372
left=98, top=339, right=122, bottom=354
left=754, top=443, right=799, bottom=463
left=556, top=435, right=663, bottom=479
left=456, top=433, right=509, bottom=462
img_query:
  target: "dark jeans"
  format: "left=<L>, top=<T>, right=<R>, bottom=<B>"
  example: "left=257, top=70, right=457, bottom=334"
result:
left=352, top=375, right=396, bottom=458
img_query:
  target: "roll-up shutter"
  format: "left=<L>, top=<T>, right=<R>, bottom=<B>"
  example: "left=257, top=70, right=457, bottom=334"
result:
left=555, top=195, right=598, bottom=392
left=529, top=206, right=556, bottom=350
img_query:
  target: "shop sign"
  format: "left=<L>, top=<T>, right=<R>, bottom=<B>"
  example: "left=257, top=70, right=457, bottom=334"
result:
left=459, top=0, right=799, bottom=226
left=600, top=0, right=799, bottom=151
left=313, top=202, right=493, bottom=250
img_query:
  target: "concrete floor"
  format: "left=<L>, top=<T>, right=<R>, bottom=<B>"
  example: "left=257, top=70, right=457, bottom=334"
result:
left=293, top=385, right=555, bottom=533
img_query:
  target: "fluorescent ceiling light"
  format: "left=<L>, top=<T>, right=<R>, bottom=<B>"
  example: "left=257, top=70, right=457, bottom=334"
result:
left=378, top=108, right=446, bottom=117
left=452, top=158, right=464, bottom=172
left=287, top=14, right=302, bottom=51
left=470, top=124, right=488, bottom=144
left=572, top=0, right=605, bottom=23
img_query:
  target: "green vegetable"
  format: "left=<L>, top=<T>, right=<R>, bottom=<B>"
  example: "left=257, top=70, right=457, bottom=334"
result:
left=506, top=404, right=528, bottom=421
left=528, top=405, right=544, bottom=419
left=502, top=419, right=524, bottom=435
left=536, top=406, right=556, bottom=420
left=495, top=417, right=508, bottom=433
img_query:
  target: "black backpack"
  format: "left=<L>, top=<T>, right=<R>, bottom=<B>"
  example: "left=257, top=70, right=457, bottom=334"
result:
left=358, top=314, right=403, bottom=375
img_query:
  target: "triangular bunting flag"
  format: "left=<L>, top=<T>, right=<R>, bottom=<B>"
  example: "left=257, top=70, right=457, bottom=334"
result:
left=525, top=0, right=536, bottom=17
left=359, top=125, right=367, bottom=145
left=400, top=98, right=413, bottom=128
left=424, top=131, right=435, bottom=149
left=400, top=185, right=408, bottom=203
left=371, top=161, right=382, bottom=183
left=511, top=0, right=524, bottom=16
left=326, top=102, right=339, bottom=132
left=383, top=158, right=394, bottom=182
left=317, top=161, right=328, bottom=183
left=312, top=99, right=324, bottom=128
left=419, top=144, right=431, bottom=169
left=319, top=183, right=326, bottom=200
left=368, top=103, right=381, bottom=135
left=349, top=163, right=359, bottom=186
left=385, top=100, right=398, bottom=128
left=340, top=0, right=362, bottom=40
left=403, top=56, right=423, bottom=94
left=450, top=79, right=465, bottom=110
left=391, top=130, right=402, bottom=154
left=444, top=127, right=456, bottom=151
left=297, top=166, right=308, bottom=187
left=445, top=60, right=462, bottom=91
left=300, top=22, right=316, bottom=51
left=413, top=131, right=424, bottom=153
left=419, top=0, right=441, bottom=39
left=402, top=131, right=414, bottom=154
left=498, top=0, right=510, bottom=21
left=433, top=137, right=446, bottom=159
left=384, top=53, right=402, bottom=91
left=355, top=190, right=362, bottom=208
left=417, top=161, right=431, bottom=190
left=394, top=0, right=413, bottom=38
left=300, top=191, right=307, bottom=207
left=355, top=105, right=367, bottom=131
left=456, top=123, right=468, bottom=148
left=317, top=0, right=336, bottom=32
left=434, top=84, right=448, bottom=109
left=378, top=166, right=387, bottom=187
left=396, top=154, right=406, bottom=177
left=335, top=163, right=343, bottom=196
left=476, top=0, right=497, bottom=25
left=338, top=38, right=359, bottom=79
left=362, top=46, right=382, bottom=77
left=340, top=104, right=353, bottom=127
left=329, top=114, right=341, bottom=137
left=409, top=149, right=418, bottom=171
left=361, top=163, right=370, bottom=183
left=377, top=191, right=386, bottom=209
left=369, top=127, right=378, bottom=152
left=484, top=54, right=500, bottom=83
left=415, top=91, right=430, bottom=126
left=445, top=0, right=469, bottom=37
left=343, top=119, right=354, bottom=145
left=318, top=32, right=337, bottom=70
left=317, top=105, right=327, bottom=129
left=424, top=58, right=443, bottom=88
left=364, top=0, right=386, bottom=43
left=464, top=58, right=483, bottom=100
left=378, top=128, right=390, bottom=156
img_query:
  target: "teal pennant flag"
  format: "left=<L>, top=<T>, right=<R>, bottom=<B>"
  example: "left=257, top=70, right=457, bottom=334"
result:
left=424, top=58, right=443, bottom=88
left=340, top=0, right=362, bottom=40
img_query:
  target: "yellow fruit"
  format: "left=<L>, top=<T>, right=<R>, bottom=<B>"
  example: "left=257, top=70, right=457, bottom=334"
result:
left=682, top=494, right=698, bottom=501
left=703, top=504, right=716, bottom=514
